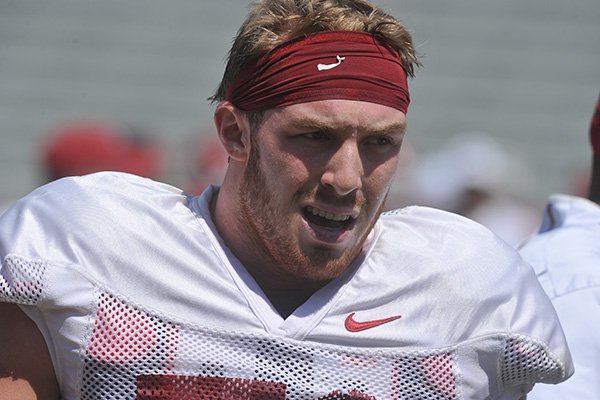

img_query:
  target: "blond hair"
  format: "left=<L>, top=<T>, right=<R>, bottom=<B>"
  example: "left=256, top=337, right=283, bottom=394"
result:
left=211, top=0, right=420, bottom=103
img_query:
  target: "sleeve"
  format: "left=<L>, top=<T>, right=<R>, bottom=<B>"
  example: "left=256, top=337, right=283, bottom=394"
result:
left=0, top=186, right=54, bottom=307
left=527, top=285, right=600, bottom=399
left=0, top=177, right=104, bottom=398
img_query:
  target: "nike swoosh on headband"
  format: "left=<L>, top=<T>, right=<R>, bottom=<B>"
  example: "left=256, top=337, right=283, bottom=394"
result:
left=317, top=55, right=346, bottom=71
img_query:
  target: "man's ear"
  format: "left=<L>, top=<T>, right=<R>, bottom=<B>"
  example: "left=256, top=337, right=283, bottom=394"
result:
left=214, top=101, right=250, bottom=162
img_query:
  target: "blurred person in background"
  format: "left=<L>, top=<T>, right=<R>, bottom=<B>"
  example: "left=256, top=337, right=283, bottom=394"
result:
left=519, top=93, right=600, bottom=399
left=0, top=1, right=572, bottom=399
left=0, top=119, right=165, bottom=215
left=402, top=131, right=540, bottom=246
left=41, top=119, right=165, bottom=182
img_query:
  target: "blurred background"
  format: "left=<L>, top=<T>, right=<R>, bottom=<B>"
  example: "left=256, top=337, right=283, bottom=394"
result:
left=0, top=0, right=598, bottom=244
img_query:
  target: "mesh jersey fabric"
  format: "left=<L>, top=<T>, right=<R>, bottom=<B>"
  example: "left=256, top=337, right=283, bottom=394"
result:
left=519, top=194, right=600, bottom=399
left=0, top=172, right=572, bottom=399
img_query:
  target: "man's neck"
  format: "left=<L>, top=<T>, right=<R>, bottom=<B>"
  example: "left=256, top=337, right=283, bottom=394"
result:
left=262, top=288, right=316, bottom=318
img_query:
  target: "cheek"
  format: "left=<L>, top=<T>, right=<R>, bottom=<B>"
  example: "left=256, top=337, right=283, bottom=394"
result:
left=265, top=151, right=313, bottom=189
left=366, top=156, right=400, bottom=191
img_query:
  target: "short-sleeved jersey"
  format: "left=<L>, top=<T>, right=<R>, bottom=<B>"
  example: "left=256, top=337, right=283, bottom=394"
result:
left=0, top=172, right=572, bottom=399
left=520, top=194, right=600, bottom=399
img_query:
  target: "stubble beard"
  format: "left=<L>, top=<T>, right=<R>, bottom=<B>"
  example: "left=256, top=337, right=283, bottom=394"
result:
left=238, top=138, right=386, bottom=283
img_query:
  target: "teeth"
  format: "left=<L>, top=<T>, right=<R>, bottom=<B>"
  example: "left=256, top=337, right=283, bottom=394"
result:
left=306, top=206, right=351, bottom=222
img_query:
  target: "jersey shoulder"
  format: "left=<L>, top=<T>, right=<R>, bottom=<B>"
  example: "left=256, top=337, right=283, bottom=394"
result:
left=0, top=172, right=197, bottom=273
left=0, top=172, right=228, bottom=313
left=375, top=205, right=534, bottom=299
left=380, top=205, right=509, bottom=254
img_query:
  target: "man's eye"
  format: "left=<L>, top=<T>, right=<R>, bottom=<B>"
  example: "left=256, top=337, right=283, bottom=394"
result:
left=367, top=137, right=393, bottom=146
left=303, top=131, right=328, bottom=140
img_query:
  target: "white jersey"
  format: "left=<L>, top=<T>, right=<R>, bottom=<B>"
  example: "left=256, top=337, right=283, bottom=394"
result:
left=520, top=194, right=600, bottom=399
left=0, top=172, right=572, bottom=399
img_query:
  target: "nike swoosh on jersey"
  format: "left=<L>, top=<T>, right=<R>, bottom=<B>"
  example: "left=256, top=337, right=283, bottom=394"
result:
left=344, top=312, right=402, bottom=332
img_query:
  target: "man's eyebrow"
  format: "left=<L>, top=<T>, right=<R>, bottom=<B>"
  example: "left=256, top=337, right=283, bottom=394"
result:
left=288, top=117, right=406, bottom=135
left=288, top=117, right=332, bottom=131
left=370, top=122, right=407, bottom=136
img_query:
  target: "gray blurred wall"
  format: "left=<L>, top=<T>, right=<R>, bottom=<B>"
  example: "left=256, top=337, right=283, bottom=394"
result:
left=0, top=0, right=598, bottom=206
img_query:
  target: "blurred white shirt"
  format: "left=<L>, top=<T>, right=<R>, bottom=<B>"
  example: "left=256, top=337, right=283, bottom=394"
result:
left=520, top=194, right=600, bottom=399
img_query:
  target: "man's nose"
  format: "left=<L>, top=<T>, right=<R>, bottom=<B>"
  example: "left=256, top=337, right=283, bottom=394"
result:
left=320, top=141, right=363, bottom=196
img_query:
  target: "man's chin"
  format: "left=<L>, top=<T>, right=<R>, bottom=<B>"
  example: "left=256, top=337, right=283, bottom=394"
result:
left=296, top=245, right=357, bottom=278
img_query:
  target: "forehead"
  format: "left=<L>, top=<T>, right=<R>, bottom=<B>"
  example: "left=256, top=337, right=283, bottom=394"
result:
left=260, top=99, right=407, bottom=134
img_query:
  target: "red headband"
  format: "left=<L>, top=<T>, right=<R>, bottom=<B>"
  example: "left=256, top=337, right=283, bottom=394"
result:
left=226, top=31, right=410, bottom=113
left=591, top=94, right=600, bottom=155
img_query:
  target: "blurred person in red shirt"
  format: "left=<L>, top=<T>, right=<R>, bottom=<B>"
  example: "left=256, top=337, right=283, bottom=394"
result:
left=41, top=119, right=164, bottom=182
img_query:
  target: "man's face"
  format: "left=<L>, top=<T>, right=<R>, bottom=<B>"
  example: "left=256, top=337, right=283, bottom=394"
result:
left=239, top=99, right=406, bottom=287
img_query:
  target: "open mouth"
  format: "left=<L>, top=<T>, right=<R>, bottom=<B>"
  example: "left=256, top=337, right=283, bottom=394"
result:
left=303, top=205, right=355, bottom=230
